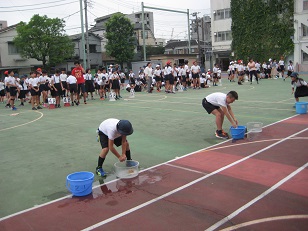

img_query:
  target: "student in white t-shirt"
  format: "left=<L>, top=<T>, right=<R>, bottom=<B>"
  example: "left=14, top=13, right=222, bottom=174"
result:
left=28, top=71, right=41, bottom=110
left=66, top=70, right=78, bottom=106
left=202, top=91, right=239, bottom=139
left=0, top=78, right=5, bottom=103
left=96, top=119, right=134, bottom=177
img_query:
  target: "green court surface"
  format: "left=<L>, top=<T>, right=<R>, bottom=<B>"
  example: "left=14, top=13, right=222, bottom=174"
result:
left=0, top=75, right=307, bottom=218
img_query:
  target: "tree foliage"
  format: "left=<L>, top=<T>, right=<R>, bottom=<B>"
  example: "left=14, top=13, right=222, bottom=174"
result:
left=141, top=45, right=165, bottom=57
left=105, top=13, right=135, bottom=64
left=231, top=0, right=294, bottom=62
left=14, top=14, right=74, bottom=70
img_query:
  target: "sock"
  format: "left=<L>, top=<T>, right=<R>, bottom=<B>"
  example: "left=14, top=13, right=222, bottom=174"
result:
left=126, top=150, right=132, bottom=160
left=97, top=156, right=105, bottom=169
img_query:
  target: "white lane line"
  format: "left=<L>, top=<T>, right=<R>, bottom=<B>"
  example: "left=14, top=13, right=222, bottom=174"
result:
left=0, top=114, right=299, bottom=221
left=165, top=163, right=207, bottom=175
left=205, top=162, right=308, bottom=231
left=219, top=214, right=308, bottom=231
left=81, top=127, right=308, bottom=231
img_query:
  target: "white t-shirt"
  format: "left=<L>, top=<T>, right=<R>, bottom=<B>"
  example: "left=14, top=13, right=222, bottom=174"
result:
left=191, top=65, right=200, bottom=74
left=164, top=66, right=172, bottom=75
left=0, top=82, right=5, bottom=91
left=97, top=73, right=103, bottom=81
left=144, top=66, right=153, bottom=77
left=60, top=73, right=67, bottom=82
left=51, top=75, right=61, bottom=84
left=28, top=77, right=39, bottom=87
left=205, top=92, right=228, bottom=108
left=98, top=118, right=122, bottom=140
left=66, top=75, right=77, bottom=84
left=7, top=76, right=18, bottom=86
left=39, top=75, right=48, bottom=83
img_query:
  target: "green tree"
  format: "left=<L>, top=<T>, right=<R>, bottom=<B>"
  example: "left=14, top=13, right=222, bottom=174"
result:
left=231, top=0, right=294, bottom=62
left=14, top=14, right=74, bottom=70
left=105, top=13, right=135, bottom=65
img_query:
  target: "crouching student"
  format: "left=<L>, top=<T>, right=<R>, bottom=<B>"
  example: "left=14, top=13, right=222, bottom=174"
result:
left=96, top=119, right=134, bottom=177
left=291, top=72, right=308, bottom=105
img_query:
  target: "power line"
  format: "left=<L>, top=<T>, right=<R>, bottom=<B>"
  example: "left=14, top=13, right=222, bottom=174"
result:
left=0, top=1, right=78, bottom=12
left=0, top=0, right=72, bottom=8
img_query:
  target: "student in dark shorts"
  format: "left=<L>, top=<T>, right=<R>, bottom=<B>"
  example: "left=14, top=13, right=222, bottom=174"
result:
left=202, top=91, right=239, bottom=139
left=96, top=119, right=134, bottom=177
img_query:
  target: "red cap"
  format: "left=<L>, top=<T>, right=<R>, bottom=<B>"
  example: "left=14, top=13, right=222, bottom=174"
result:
left=166, top=60, right=171, bottom=65
left=4, top=70, right=8, bottom=75
left=36, top=68, right=42, bottom=72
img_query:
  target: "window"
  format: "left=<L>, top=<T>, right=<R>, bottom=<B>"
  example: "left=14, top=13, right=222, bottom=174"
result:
left=89, top=44, right=97, bottom=53
left=8, top=42, right=19, bottom=55
left=141, top=31, right=148, bottom=39
left=214, top=8, right=231, bottom=20
left=303, top=51, right=308, bottom=62
left=303, top=24, right=308, bottom=37
left=214, top=31, right=232, bottom=42
left=304, top=0, right=308, bottom=10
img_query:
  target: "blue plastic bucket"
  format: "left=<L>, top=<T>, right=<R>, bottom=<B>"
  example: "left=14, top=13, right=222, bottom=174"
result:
left=295, top=102, right=308, bottom=114
left=230, top=126, right=246, bottom=139
left=66, top=171, right=94, bottom=196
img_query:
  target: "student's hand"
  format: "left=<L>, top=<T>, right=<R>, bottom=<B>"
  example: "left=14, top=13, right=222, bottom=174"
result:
left=119, top=154, right=126, bottom=162
left=234, top=119, right=238, bottom=126
left=232, top=122, right=237, bottom=128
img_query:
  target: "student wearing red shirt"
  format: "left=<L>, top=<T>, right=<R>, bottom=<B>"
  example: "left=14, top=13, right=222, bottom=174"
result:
left=72, top=61, right=87, bottom=104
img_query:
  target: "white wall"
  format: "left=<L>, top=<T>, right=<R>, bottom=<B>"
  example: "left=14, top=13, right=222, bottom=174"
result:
left=0, top=29, right=42, bottom=68
left=294, top=0, right=308, bottom=71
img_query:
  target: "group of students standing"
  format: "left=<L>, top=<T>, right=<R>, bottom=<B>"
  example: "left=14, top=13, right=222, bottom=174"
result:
left=227, top=56, right=296, bottom=85
left=127, top=60, right=208, bottom=94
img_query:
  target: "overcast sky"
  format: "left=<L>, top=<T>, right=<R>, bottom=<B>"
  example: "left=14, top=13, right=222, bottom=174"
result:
left=0, top=0, right=211, bottom=40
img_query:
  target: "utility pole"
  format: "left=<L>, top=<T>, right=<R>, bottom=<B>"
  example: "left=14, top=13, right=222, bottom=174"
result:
left=191, top=12, right=201, bottom=65
left=79, top=0, right=86, bottom=69
left=84, top=0, right=90, bottom=69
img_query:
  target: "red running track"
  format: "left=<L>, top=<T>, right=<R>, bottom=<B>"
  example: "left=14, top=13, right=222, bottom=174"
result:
left=1, top=114, right=308, bottom=231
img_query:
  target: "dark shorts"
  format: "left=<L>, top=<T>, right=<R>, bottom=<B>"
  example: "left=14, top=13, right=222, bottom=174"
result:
left=30, top=87, right=39, bottom=96
left=69, top=84, right=78, bottom=93
left=39, top=84, right=47, bottom=92
left=9, top=87, right=18, bottom=97
left=202, top=98, right=220, bottom=114
left=169, top=75, right=175, bottom=85
left=0, top=89, right=5, bottom=96
left=294, top=86, right=308, bottom=98
left=18, top=90, right=27, bottom=99
left=99, top=131, right=123, bottom=149
left=192, top=73, right=199, bottom=79
left=78, top=83, right=85, bottom=94
left=61, top=81, right=67, bottom=90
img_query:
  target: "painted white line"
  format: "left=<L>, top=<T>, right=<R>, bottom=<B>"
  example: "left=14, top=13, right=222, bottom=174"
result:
left=219, top=214, right=308, bottom=231
left=165, top=163, right=206, bottom=175
left=81, top=127, right=308, bottom=231
left=0, top=114, right=300, bottom=221
left=0, top=111, right=43, bottom=132
left=205, top=161, right=308, bottom=231
left=276, top=97, right=294, bottom=103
